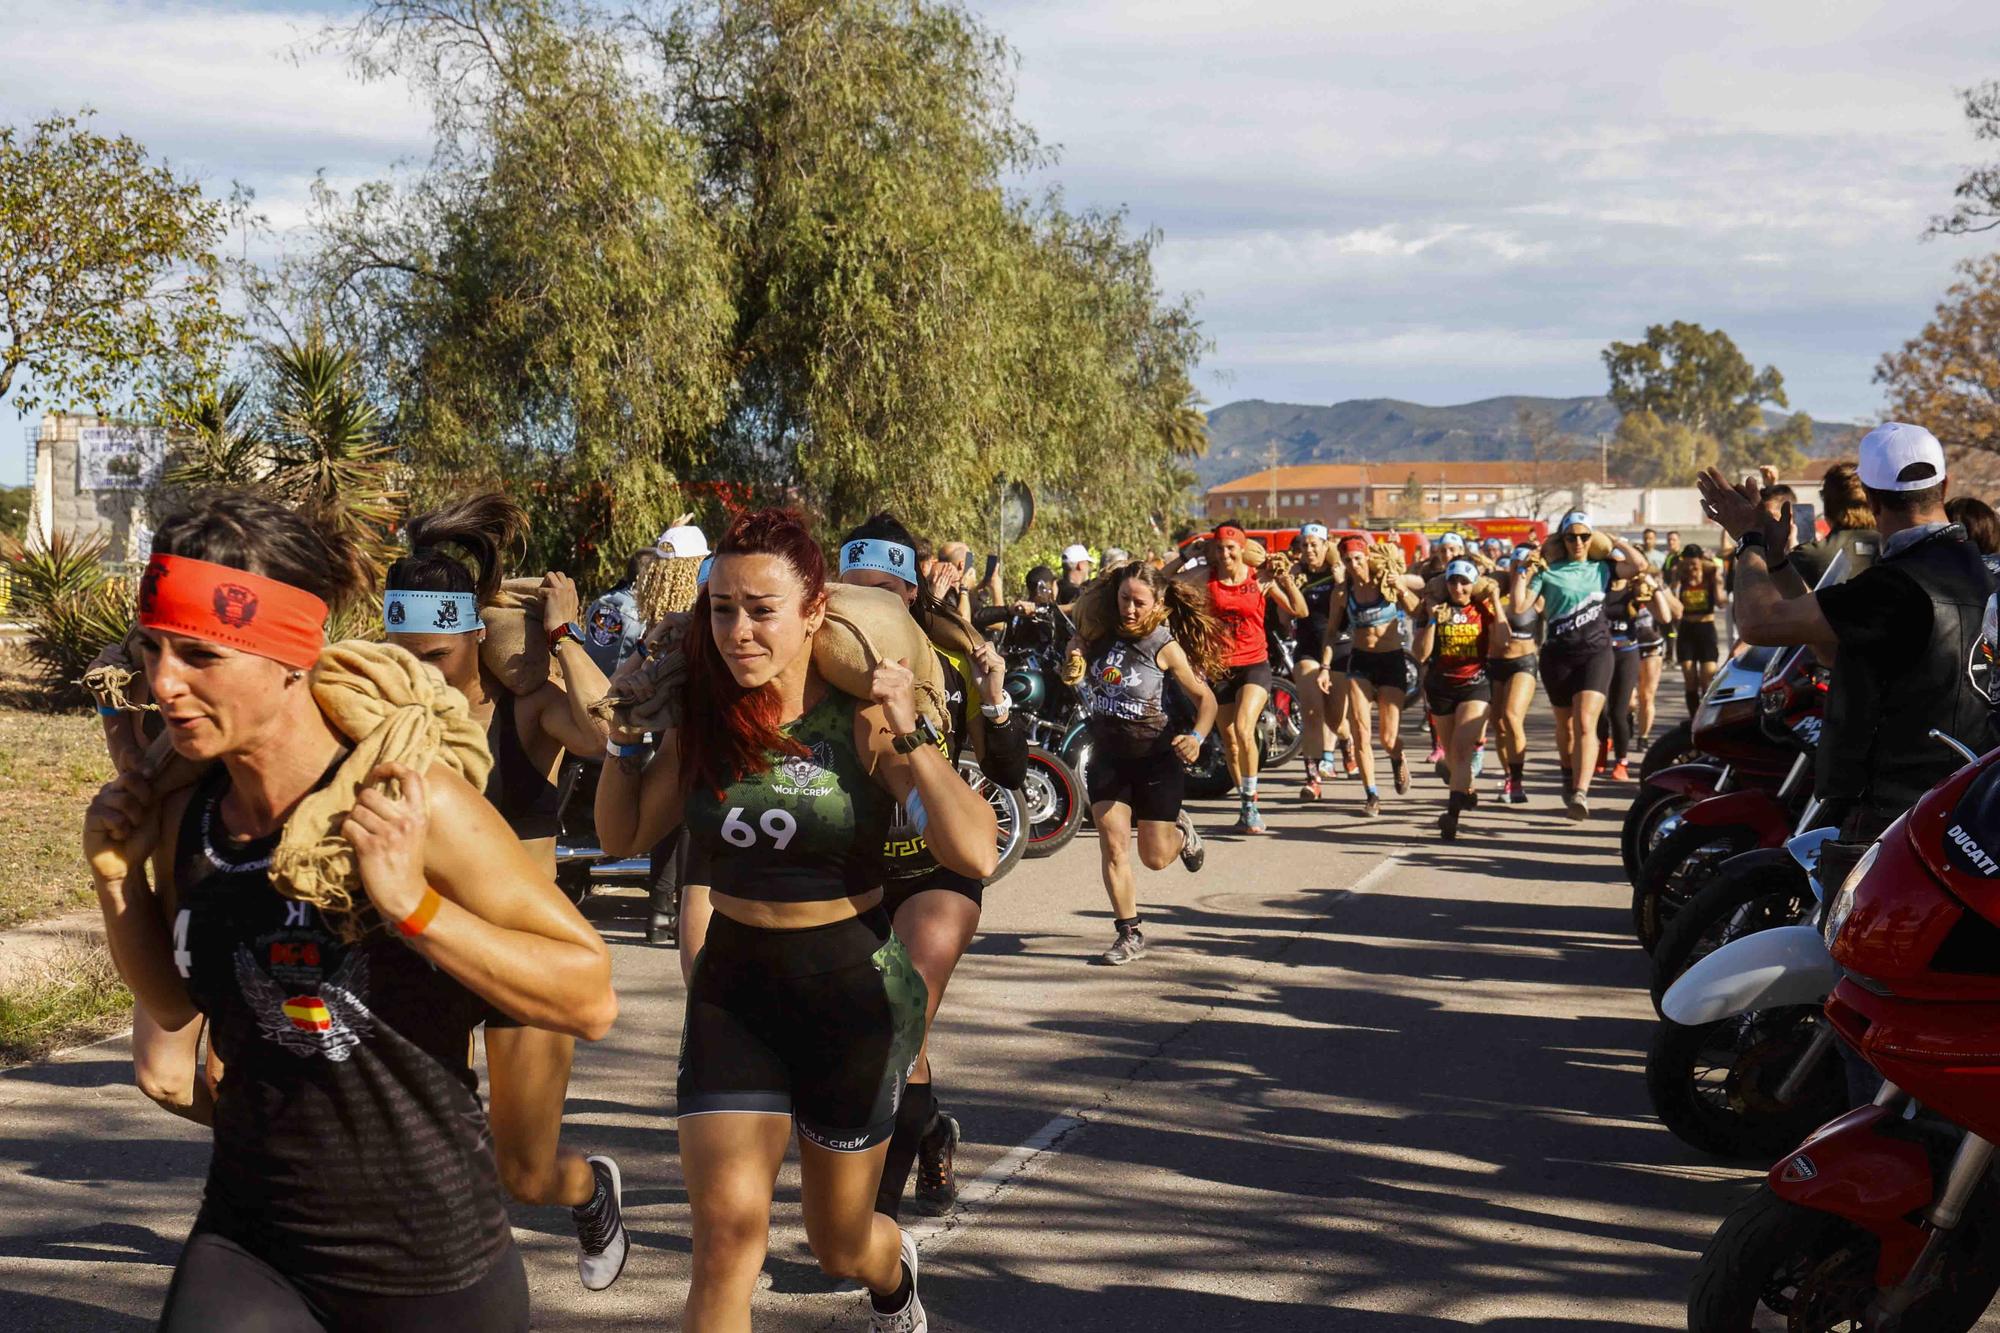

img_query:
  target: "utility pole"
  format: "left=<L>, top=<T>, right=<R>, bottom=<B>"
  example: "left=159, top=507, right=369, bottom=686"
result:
left=1599, top=432, right=1608, bottom=488
left=1267, top=440, right=1279, bottom=520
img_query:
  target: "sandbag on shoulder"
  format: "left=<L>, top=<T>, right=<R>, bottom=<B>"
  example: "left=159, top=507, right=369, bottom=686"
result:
left=1540, top=532, right=1615, bottom=564
left=593, top=583, right=949, bottom=740
left=911, top=596, right=989, bottom=764
left=481, top=577, right=550, bottom=695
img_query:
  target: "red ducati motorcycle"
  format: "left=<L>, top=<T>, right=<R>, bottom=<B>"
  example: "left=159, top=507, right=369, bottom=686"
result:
left=1689, top=738, right=2000, bottom=1331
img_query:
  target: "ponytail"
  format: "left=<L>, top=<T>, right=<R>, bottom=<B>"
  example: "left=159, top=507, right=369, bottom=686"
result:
left=389, top=492, right=528, bottom=603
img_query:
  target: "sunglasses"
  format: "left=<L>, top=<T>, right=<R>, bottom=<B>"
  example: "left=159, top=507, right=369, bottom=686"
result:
left=1562, top=532, right=1590, bottom=542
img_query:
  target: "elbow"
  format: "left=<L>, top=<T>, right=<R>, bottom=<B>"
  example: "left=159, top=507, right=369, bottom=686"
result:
left=962, top=840, right=1000, bottom=881
left=575, top=987, right=619, bottom=1042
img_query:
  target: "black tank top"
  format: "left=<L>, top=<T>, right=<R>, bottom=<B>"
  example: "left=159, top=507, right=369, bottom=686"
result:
left=170, top=765, right=512, bottom=1296
left=485, top=694, right=561, bottom=840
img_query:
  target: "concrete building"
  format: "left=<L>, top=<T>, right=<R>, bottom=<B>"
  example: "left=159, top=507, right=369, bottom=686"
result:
left=26, top=413, right=163, bottom=561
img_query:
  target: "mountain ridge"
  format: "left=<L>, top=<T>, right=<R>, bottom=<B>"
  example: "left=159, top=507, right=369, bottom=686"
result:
left=1195, top=394, right=1862, bottom=488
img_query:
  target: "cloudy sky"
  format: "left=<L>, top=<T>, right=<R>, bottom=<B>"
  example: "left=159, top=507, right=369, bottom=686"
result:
left=4, top=0, right=1996, bottom=484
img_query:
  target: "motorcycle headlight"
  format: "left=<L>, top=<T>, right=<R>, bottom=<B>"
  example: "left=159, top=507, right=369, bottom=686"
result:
left=1822, top=841, right=1879, bottom=948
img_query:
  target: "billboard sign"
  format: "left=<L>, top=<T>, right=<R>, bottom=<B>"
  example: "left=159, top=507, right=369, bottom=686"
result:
left=76, top=426, right=166, bottom=492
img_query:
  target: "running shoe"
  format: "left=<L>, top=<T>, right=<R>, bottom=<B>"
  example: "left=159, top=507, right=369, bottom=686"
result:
left=1101, top=927, right=1146, bottom=965
left=1438, top=805, right=1460, bottom=842
left=1471, top=748, right=1485, bottom=779
left=869, top=1230, right=927, bottom=1333
left=1339, top=737, right=1357, bottom=777
left=1392, top=753, right=1410, bottom=795
left=1432, top=758, right=1450, bottom=786
left=911, top=1111, right=961, bottom=1216
left=1362, top=792, right=1381, bottom=818
left=1298, top=775, right=1322, bottom=801
left=1426, top=743, right=1445, bottom=765
left=1507, top=778, right=1529, bottom=806
left=1610, top=760, right=1630, bottom=782
left=574, top=1155, right=629, bottom=1291
left=1565, top=791, right=1590, bottom=823
left=1176, top=811, right=1206, bottom=872
left=1232, top=801, right=1269, bottom=835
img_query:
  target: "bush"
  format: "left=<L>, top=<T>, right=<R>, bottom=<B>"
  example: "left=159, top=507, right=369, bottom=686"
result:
left=0, top=530, right=134, bottom=708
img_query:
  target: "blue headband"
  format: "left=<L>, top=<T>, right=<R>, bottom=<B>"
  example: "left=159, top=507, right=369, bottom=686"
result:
left=697, top=556, right=713, bottom=587
left=839, top=537, right=918, bottom=586
left=1299, top=523, right=1329, bottom=540
left=385, top=589, right=482, bottom=635
left=1445, top=559, right=1478, bottom=582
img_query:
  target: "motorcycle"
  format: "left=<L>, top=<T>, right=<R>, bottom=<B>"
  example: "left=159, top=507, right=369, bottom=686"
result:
left=1689, top=733, right=2000, bottom=1331
left=1631, top=642, right=1826, bottom=951
left=997, top=607, right=1089, bottom=857
left=1647, top=827, right=1847, bottom=1159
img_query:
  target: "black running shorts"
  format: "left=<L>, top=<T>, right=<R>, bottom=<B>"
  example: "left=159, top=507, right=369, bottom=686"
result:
left=1348, top=647, right=1408, bottom=694
left=1086, top=743, right=1185, bottom=824
left=1677, top=619, right=1721, bottom=665
left=678, top=908, right=927, bottom=1153
left=1425, top=671, right=1492, bottom=714
left=1212, top=660, right=1273, bottom=706
left=1487, top=653, right=1538, bottom=683
left=1540, top=643, right=1614, bottom=708
left=881, top=866, right=983, bottom=918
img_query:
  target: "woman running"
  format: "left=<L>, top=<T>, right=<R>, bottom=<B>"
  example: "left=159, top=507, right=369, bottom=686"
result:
left=1287, top=524, right=1347, bottom=800
left=381, top=493, right=628, bottom=1291
left=1510, top=512, right=1646, bottom=820
left=1672, top=543, right=1728, bottom=715
left=1166, top=526, right=1304, bottom=833
left=594, top=508, right=996, bottom=1333
left=1077, top=561, right=1224, bottom=963
left=1415, top=559, right=1504, bottom=840
left=1487, top=544, right=1541, bottom=805
left=833, top=512, right=1026, bottom=1222
left=83, top=490, right=616, bottom=1331
left=1324, top=537, right=1425, bottom=817
left=1598, top=573, right=1673, bottom=780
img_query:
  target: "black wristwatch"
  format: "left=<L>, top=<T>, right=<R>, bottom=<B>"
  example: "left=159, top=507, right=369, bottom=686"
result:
left=1735, top=530, right=1767, bottom=552
left=892, top=716, right=942, bottom=755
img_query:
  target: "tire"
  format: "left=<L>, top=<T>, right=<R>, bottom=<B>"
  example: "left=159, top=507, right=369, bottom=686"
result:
left=1019, top=746, right=1084, bottom=858
left=1690, top=1183, right=2000, bottom=1333
left=1646, top=1008, right=1846, bottom=1160
left=956, top=757, right=1027, bottom=886
left=1061, top=730, right=1097, bottom=830
left=1259, top=676, right=1303, bottom=769
left=1622, top=781, right=1696, bottom=891
left=1185, top=733, right=1235, bottom=799
left=1650, top=858, right=1812, bottom=1013
left=1633, top=821, right=1757, bottom=954
left=1641, top=719, right=1699, bottom=780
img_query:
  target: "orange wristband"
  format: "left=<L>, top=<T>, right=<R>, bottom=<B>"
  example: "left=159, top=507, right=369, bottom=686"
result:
left=397, top=887, right=442, bottom=938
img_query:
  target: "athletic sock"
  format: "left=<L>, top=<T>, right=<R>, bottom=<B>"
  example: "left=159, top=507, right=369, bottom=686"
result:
left=873, top=1080, right=938, bottom=1220
left=1243, top=775, right=1259, bottom=798
left=870, top=1262, right=916, bottom=1314
left=1507, top=762, right=1524, bottom=784
left=1114, top=915, right=1143, bottom=934
left=1321, top=749, right=1336, bottom=768
left=572, top=1164, right=611, bottom=1223
left=1364, top=784, right=1379, bottom=798
left=1304, top=758, right=1320, bottom=780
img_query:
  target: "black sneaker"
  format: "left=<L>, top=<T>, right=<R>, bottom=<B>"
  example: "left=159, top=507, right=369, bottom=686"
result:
left=1362, top=792, right=1381, bottom=818
left=912, top=1111, right=961, bottom=1215
left=1101, top=928, right=1146, bottom=965
left=1439, top=806, right=1459, bottom=842
left=1392, top=753, right=1410, bottom=795
left=574, top=1155, right=629, bottom=1291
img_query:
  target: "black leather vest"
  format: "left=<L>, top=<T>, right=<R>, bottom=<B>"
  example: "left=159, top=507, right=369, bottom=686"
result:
left=1817, top=527, right=1997, bottom=820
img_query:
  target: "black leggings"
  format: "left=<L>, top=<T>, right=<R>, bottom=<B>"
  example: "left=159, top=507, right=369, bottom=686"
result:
left=1596, top=649, right=1640, bottom=759
left=159, top=1231, right=528, bottom=1332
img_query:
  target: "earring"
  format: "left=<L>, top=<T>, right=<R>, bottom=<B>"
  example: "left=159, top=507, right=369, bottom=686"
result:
left=290, top=670, right=305, bottom=682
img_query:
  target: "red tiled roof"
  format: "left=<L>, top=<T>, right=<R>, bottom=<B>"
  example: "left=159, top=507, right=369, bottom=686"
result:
left=1208, top=461, right=1598, bottom=494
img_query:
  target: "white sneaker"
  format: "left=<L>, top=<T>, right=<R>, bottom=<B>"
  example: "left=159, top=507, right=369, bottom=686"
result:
left=574, top=1154, right=629, bottom=1291
left=868, top=1229, right=927, bottom=1332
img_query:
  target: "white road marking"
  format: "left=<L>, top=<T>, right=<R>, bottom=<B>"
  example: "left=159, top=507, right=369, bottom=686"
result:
left=910, top=849, right=1403, bottom=1257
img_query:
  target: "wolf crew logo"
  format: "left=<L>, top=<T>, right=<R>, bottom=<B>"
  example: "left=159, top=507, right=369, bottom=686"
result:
left=433, top=599, right=462, bottom=630
left=847, top=542, right=868, bottom=567
left=773, top=741, right=838, bottom=797
left=213, top=584, right=260, bottom=628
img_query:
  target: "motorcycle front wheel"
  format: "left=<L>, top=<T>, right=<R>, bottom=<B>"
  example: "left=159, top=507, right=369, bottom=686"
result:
left=1650, top=860, right=1813, bottom=1014
left=1633, top=821, right=1758, bottom=954
left=1622, top=781, right=1696, bottom=891
left=957, top=757, right=1027, bottom=884
left=1642, top=719, right=1700, bottom=780
left=1020, top=745, right=1084, bottom=858
left=1646, top=1008, right=1846, bottom=1160
left=1259, top=676, right=1303, bottom=769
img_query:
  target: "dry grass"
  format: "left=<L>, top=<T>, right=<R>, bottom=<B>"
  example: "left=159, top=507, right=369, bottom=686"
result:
left=0, top=938, right=130, bottom=1065
left=0, top=644, right=116, bottom=929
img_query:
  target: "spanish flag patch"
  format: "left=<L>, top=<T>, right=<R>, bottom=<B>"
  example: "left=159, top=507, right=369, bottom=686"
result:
left=283, top=996, right=332, bottom=1033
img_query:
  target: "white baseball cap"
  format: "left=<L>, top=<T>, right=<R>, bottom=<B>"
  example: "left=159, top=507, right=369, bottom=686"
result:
left=1858, top=422, right=1946, bottom=492
left=656, top=524, right=710, bottom=558
left=1103, top=547, right=1131, bottom=567
left=1558, top=509, right=1592, bottom=534
left=1061, top=544, right=1093, bottom=566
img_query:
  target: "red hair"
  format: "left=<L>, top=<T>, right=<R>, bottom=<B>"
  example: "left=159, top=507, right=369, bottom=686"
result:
left=678, top=508, right=829, bottom=794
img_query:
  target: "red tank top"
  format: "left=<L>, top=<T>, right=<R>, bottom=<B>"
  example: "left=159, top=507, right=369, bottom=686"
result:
left=1209, top=573, right=1269, bottom=667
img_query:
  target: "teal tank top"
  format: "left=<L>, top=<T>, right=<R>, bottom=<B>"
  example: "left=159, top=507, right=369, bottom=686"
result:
left=687, top=690, right=894, bottom=903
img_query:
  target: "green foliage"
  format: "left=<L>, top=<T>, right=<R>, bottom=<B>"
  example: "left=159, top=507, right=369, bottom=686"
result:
left=0, top=529, right=135, bottom=706
left=301, top=0, right=1205, bottom=581
left=1604, top=321, right=1813, bottom=483
left=1607, top=409, right=1719, bottom=487
left=0, top=487, right=27, bottom=540
left=0, top=111, right=240, bottom=415
left=1877, top=254, right=2000, bottom=456
left=1927, top=82, right=2000, bottom=238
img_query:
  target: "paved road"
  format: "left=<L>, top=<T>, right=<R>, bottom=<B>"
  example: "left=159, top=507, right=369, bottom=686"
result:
left=0, top=720, right=1834, bottom=1330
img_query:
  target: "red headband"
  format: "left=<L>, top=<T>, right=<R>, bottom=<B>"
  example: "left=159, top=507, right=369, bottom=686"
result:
left=137, top=554, right=328, bottom=670
left=1215, top=525, right=1246, bottom=542
left=1337, top=536, right=1369, bottom=555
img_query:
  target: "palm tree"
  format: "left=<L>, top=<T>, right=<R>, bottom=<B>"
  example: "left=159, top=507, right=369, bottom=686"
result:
left=161, top=379, right=269, bottom=491
left=264, top=326, right=402, bottom=556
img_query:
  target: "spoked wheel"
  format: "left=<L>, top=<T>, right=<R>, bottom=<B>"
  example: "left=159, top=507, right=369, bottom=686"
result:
left=1623, top=782, right=1696, bottom=889
left=1184, top=732, right=1235, bottom=799
left=1634, top=821, right=1757, bottom=953
left=1020, top=745, right=1084, bottom=858
left=1260, top=677, right=1303, bottom=769
left=1651, top=863, right=1813, bottom=1013
left=1647, top=1008, right=1846, bottom=1159
left=957, top=757, right=1027, bottom=885
left=1642, top=719, right=1700, bottom=780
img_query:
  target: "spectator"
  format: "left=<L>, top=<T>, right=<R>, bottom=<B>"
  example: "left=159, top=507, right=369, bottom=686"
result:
left=1662, top=531, right=1683, bottom=574
left=583, top=548, right=656, bottom=676
left=1640, top=528, right=1664, bottom=569
left=1947, top=495, right=2000, bottom=577
left=1789, top=462, right=1879, bottom=587
left=1058, top=544, right=1095, bottom=606
left=1700, top=422, right=1997, bottom=841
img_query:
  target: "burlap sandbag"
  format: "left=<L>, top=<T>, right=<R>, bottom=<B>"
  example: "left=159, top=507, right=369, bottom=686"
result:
left=480, top=577, right=550, bottom=696
left=1540, top=532, right=1615, bottom=564
left=912, top=596, right=988, bottom=763
left=593, top=583, right=948, bottom=739
left=85, top=640, right=491, bottom=937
